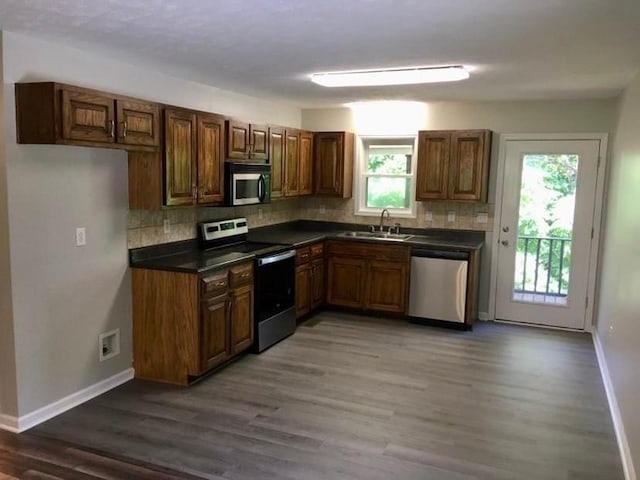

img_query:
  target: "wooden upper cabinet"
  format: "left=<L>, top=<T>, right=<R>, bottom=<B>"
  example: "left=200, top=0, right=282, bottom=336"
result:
left=284, top=129, right=300, bottom=196
left=250, top=124, right=269, bottom=161
left=416, top=129, right=491, bottom=202
left=416, top=131, right=450, bottom=200
left=197, top=113, right=225, bottom=205
left=226, top=120, right=250, bottom=159
left=313, top=131, right=355, bottom=198
left=225, top=120, right=269, bottom=162
left=299, top=131, right=313, bottom=196
left=164, top=109, right=197, bottom=206
left=116, top=99, right=160, bottom=147
left=15, top=82, right=160, bottom=150
left=62, top=89, right=116, bottom=143
left=269, top=127, right=285, bottom=199
left=448, top=130, right=491, bottom=201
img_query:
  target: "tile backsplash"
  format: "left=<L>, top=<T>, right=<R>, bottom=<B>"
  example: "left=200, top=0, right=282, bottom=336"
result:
left=128, top=198, right=494, bottom=249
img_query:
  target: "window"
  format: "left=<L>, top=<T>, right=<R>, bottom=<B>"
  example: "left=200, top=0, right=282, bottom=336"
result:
left=355, top=136, right=417, bottom=218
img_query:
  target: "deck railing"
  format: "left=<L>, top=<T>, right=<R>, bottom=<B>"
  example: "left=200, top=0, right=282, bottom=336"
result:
left=514, top=236, right=571, bottom=296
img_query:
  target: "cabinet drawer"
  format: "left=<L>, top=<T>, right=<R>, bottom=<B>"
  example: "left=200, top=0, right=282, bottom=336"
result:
left=296, top=247, right=311, bottom=265
left=310, top=243, right=324, bottom=259
left=230, top=262, right=253, bottom=287
left=201, top=270, right=228, bottom=297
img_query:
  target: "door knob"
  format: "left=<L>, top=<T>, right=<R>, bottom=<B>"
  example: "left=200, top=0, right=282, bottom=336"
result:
left=501, top=240, right=509, bottom=246
left=502, top=226, right=510, bottom=233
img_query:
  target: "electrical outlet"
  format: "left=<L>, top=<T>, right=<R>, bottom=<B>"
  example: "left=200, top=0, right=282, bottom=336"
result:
left=424, top=211, right=433, bottom=222
left=258, top=208, right=263, bottom=219
left=447, top=211, right=456, bottom=222
left=319, top=204, right=326, bottom=215
left=163, top=219, right=171, bottom=234
left=476, top=212, right=488, bottom=224
left=99, top=329, right=120, bottom=362
left=75, top=227, right=86, bottom=246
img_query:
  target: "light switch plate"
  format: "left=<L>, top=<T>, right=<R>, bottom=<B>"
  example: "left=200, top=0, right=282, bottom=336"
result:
left=319, top=204, right=326, bottom=214
left=424, top=211, right=433, bottom=222
left=476, top=212, right=489, bottom=224
left=75, top=227, right=86, bottom=246
left=447, top=211, right=456, bottom=222
left=163, top=219, right=170, bottom=234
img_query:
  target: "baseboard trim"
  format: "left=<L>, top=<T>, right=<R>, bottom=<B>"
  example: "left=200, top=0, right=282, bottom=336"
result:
left=6, top=368, right=134, bottom=433
left=0, top=413, right=19, bottom=433
left=593, top=333, right=637, bottom=480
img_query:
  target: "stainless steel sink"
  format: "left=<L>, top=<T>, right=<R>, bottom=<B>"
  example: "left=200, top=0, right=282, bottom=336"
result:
left=337, top=231, right=414, bottom=241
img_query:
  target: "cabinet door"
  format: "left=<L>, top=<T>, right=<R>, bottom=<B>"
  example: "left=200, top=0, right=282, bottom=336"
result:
left=295, top=263, right=311, bottom=318
left=197, top=114, right=225, bottom=205
left=230, top=284, right=253, bottom=355
left=165, top=109, right=197, bottom=206
left=448, top=130, right=491, bottom=202
left=311, top=259, right=325, bottom=310
left=269, top=127, right=285, bottom=199
left=416, top=131, right=450, bottom=200
left=227, top=120, right=250, bottom=159
left=366, top=260, right=408, bottom=313
left=314, top=132, right=342, bottom=195
left=116, top=99, right=160, bottom=147
left=250, top=124, right=269, bottom=162
left=299, top=131, right=313, bottom=195
left=61, top=89, right=115, bottom=143
left=326, top=256, right=366, bottom=309
left=201, top=294, right=229, bottom=372
left=284, top=130, right=300, bottom=196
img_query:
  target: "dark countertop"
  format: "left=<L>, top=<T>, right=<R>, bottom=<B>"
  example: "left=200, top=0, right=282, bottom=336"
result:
left=248, top=220, right=485, bottom=251
left=130, top=220, right=484, bottom=274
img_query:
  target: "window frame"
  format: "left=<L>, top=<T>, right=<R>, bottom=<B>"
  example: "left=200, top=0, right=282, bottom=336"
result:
left=354, top=135, right=418, bottom=218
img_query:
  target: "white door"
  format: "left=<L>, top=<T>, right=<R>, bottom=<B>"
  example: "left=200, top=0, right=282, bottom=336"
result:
left=495, top=139, right=601, bottom=329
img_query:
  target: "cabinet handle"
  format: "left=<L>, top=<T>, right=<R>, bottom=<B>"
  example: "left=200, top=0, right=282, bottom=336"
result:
left=199, top=186, right=205, bottom=199
left=109, top=120, right=115, bottom=139
left=215, top=281, right=226, bottom=287
left=122, top=121, right=128, bottom=139
left=192, top=185, right=197, bottom=199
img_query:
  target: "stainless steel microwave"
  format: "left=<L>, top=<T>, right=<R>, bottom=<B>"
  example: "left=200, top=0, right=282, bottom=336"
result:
left=224, top=162, right=271, bottom=206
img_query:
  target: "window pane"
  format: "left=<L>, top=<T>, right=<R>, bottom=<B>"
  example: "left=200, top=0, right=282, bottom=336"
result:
left=366, top=154, right=411, bottom=174
left=366, top=177, right=410, bottom=208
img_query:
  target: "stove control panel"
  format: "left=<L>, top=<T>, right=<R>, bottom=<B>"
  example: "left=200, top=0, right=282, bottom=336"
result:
left=200, top=217, right=248, bottom=242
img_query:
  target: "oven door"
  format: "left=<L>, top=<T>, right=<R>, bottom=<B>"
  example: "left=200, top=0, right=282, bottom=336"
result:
left=255, top=250, right=295, bottom=323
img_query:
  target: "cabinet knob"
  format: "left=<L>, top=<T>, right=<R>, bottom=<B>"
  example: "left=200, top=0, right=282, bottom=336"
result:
left=109, top=120, right=115, bottom=139
left=122, top=121, right=128, bottom=138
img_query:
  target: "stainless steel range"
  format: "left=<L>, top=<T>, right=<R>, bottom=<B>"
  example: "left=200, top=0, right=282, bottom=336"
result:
left=198, top=217, right=296, bottom=352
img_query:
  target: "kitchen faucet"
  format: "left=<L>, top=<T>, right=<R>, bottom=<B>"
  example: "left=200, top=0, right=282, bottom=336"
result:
left=379, top=208, right=391, bottom=232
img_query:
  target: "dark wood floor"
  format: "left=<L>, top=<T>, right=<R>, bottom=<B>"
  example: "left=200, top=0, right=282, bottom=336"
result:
left=25, top=313, right=622, bottom=480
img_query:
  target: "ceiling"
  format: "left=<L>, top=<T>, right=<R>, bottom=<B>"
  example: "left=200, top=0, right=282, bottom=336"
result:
left=1, top=0, right=640, bottom=107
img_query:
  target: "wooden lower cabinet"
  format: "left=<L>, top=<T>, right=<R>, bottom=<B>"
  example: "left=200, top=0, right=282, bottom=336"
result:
left=326, top=241, right=410, bottom=314
left=132, top=261, right=254, bottom=385
left=295, top=243, right=325, bottom=319
left=326, top=257, right=366, bottom=309
left=201, top=294, right=230, bottom=371
left=366, top=260, right=408, bottom=313
left=230, top=284, right=253, bottom=354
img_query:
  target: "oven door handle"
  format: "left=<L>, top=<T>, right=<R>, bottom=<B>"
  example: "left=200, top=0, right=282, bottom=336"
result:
left=258, top=249, right=296, bottom=266
left=258, top=174, right=266, bottom=202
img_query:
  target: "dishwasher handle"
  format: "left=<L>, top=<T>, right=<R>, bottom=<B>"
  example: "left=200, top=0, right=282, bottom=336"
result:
left=411, top=248, right=469, bottom=261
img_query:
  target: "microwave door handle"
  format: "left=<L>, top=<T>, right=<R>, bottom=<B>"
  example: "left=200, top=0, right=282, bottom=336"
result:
left=258, top=174, right=266, bottom=202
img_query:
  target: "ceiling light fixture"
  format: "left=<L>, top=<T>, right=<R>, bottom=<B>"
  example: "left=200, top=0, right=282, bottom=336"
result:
left=310, top=65, right=469, bottom=87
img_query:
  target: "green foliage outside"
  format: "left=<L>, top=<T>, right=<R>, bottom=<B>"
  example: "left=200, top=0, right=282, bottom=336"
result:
left=366, top=154, right=411, bottom=209
left=515, top=155, right=577, bottom=295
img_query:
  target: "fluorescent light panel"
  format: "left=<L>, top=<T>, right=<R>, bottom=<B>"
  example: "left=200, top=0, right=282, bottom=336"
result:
left=311, top=66, right=469, bottom=87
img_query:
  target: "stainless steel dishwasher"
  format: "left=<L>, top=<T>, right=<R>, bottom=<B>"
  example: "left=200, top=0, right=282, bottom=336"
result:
left=408, top=248, right=469, bottom=324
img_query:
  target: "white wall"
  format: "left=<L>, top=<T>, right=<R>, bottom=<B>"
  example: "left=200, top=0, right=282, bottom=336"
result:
left=302, top=100, right=618, bottom=315
left=0, top=33, right=19, bottom=419
left=595, top=72, right=640, bottom=478
left=1, top=30, right=301, bottom=419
